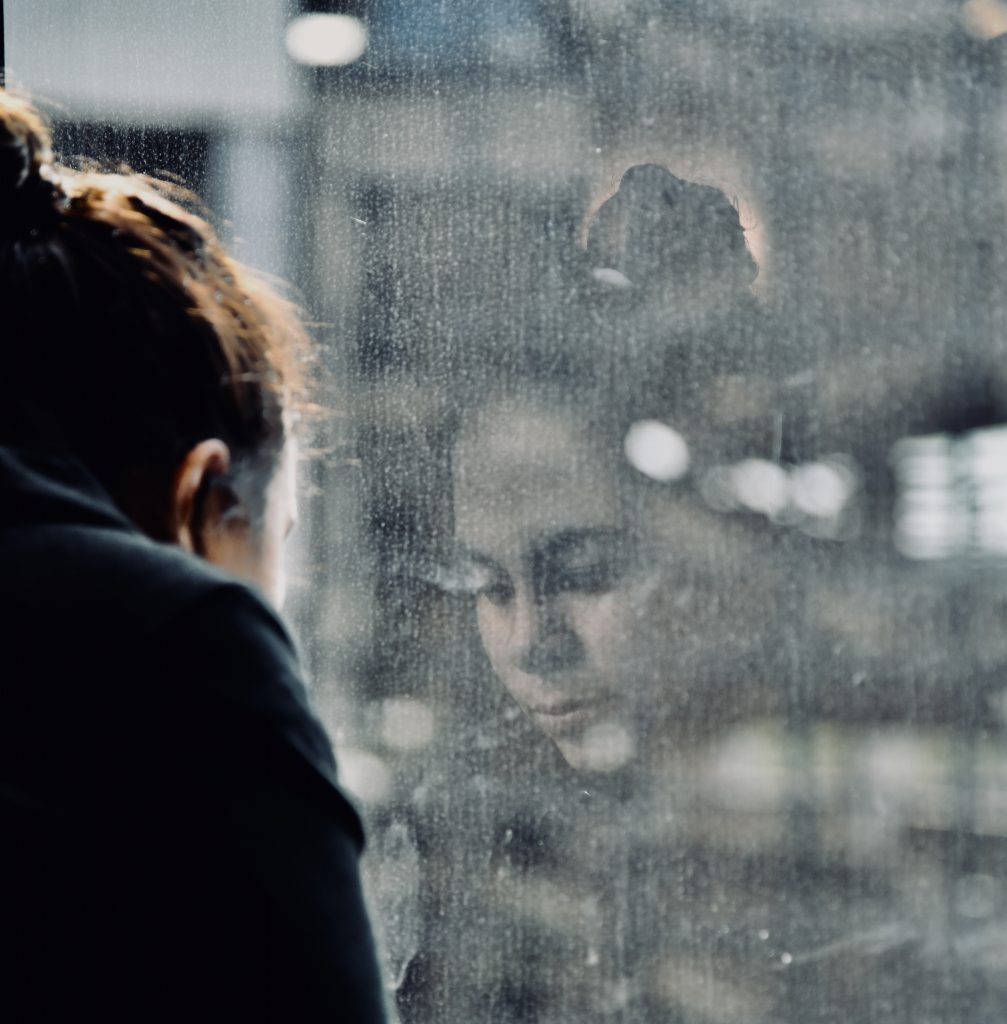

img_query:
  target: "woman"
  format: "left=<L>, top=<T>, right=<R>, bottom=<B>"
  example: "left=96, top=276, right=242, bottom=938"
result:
left=0, top=93, right=385, bottom=1021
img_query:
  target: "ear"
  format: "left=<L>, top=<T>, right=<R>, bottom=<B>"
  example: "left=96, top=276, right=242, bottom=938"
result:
left=171, top=439, right=233, bottom=554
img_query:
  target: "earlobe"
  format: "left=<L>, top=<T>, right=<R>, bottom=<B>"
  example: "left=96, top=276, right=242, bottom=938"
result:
left=172, top=439, right=232, bottom=553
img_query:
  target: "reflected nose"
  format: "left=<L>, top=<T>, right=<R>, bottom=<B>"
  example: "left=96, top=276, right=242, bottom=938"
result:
left=508, top=585, right=585, bottom=676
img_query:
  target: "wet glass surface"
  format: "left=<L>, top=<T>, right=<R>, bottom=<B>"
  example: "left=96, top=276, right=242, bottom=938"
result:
left=9, top=2, right=1007, bottom=1020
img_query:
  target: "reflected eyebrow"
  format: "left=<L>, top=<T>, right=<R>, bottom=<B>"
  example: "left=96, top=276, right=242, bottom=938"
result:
left=532, top=527, right=625, bottom=561
left=451, top=528, right=625, bottom=575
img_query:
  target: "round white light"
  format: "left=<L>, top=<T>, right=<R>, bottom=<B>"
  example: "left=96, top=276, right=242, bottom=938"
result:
left=730, top=459, right=790, bottom=517
left=790, top=461, right=854, bottom=519
left=285, top=13, right=369, bottom=67
left=337, top=749, right=392, bottom=803
left=624, top=420, right=690, bottom=483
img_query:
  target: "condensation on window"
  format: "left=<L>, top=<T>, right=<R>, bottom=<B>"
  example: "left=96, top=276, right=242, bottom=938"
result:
left=9, top=2, right=1007, bottom=1021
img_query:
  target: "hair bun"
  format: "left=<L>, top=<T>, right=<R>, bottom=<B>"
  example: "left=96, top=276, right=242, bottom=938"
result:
left=0, top=93, right=59, bottom=241
left=586, top=164, right=758, bottom=294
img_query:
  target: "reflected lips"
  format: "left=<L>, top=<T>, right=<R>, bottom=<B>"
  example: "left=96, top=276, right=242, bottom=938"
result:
left=528, top=697, right=612, bottom=735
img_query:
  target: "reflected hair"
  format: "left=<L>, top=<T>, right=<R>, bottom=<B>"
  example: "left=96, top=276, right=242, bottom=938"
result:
left=445, top=165, right=797, bottom=522
left=0, top=91, right=310, bottom=535
left=586, top=163, right=758, bottom=297
left=467, top=165, right=768, bottom=395
left=464, top=165, right=773, bottom=424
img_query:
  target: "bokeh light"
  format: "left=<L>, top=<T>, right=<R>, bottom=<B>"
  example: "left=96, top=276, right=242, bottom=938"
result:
left=382, top=698, right=437, bottom=751
left=962, top=0, right=1007, bottom=40
left=285, top=13, right=369, bottom=67
left=624, top=420, right=690, bottom=482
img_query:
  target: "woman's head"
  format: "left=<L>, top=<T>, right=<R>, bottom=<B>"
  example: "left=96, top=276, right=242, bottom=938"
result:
left=0, top=92, right=307, bottom=604
left=451, top=384, right=790, bottom=771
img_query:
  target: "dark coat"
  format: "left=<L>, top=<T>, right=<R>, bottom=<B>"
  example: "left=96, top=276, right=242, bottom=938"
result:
left=0, top=444, right=386, bottom=1022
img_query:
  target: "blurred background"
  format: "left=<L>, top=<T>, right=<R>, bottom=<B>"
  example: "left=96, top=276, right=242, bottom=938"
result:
left=9, top=2, right=1007, bottom=1021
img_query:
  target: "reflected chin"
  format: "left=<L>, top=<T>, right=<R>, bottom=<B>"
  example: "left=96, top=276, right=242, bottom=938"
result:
left=552, top=718, right=638, bottom=773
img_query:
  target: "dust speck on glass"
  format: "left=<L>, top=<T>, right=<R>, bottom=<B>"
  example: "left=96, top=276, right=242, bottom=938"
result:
left=9, top=1, right=1007, bottom=1021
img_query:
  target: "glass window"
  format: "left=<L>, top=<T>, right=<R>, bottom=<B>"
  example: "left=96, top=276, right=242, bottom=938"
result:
left=9, top=2, right=1007, bottom=1021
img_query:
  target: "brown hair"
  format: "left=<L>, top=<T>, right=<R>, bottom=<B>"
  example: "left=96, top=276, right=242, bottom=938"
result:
left=0, top=91, right=310, bottom=535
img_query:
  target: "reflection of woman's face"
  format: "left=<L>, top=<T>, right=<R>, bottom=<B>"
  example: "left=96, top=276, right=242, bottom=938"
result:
left=452, top=401, right=778, bottom=770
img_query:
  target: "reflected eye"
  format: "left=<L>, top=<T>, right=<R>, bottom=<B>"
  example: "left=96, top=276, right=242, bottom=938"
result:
left=478, top=576, right=515, bottom=607
left=540, top=560, right=624, bottom=597
left=531, top=529, right=634, bottom=598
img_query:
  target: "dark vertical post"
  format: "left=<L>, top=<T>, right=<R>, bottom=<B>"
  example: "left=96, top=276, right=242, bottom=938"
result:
left=1, top=0, right=6, bottom=88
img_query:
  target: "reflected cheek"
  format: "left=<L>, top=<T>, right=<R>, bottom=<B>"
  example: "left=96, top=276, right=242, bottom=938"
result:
left=476, top=592, right=618, bottom=689
left=564, top=583, right=677, bottom=708
left=565, top=591, right=642, bottom=675
left=475, top=600, right=516, bottom=671
left=475, top=601, right=537, bottom=711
